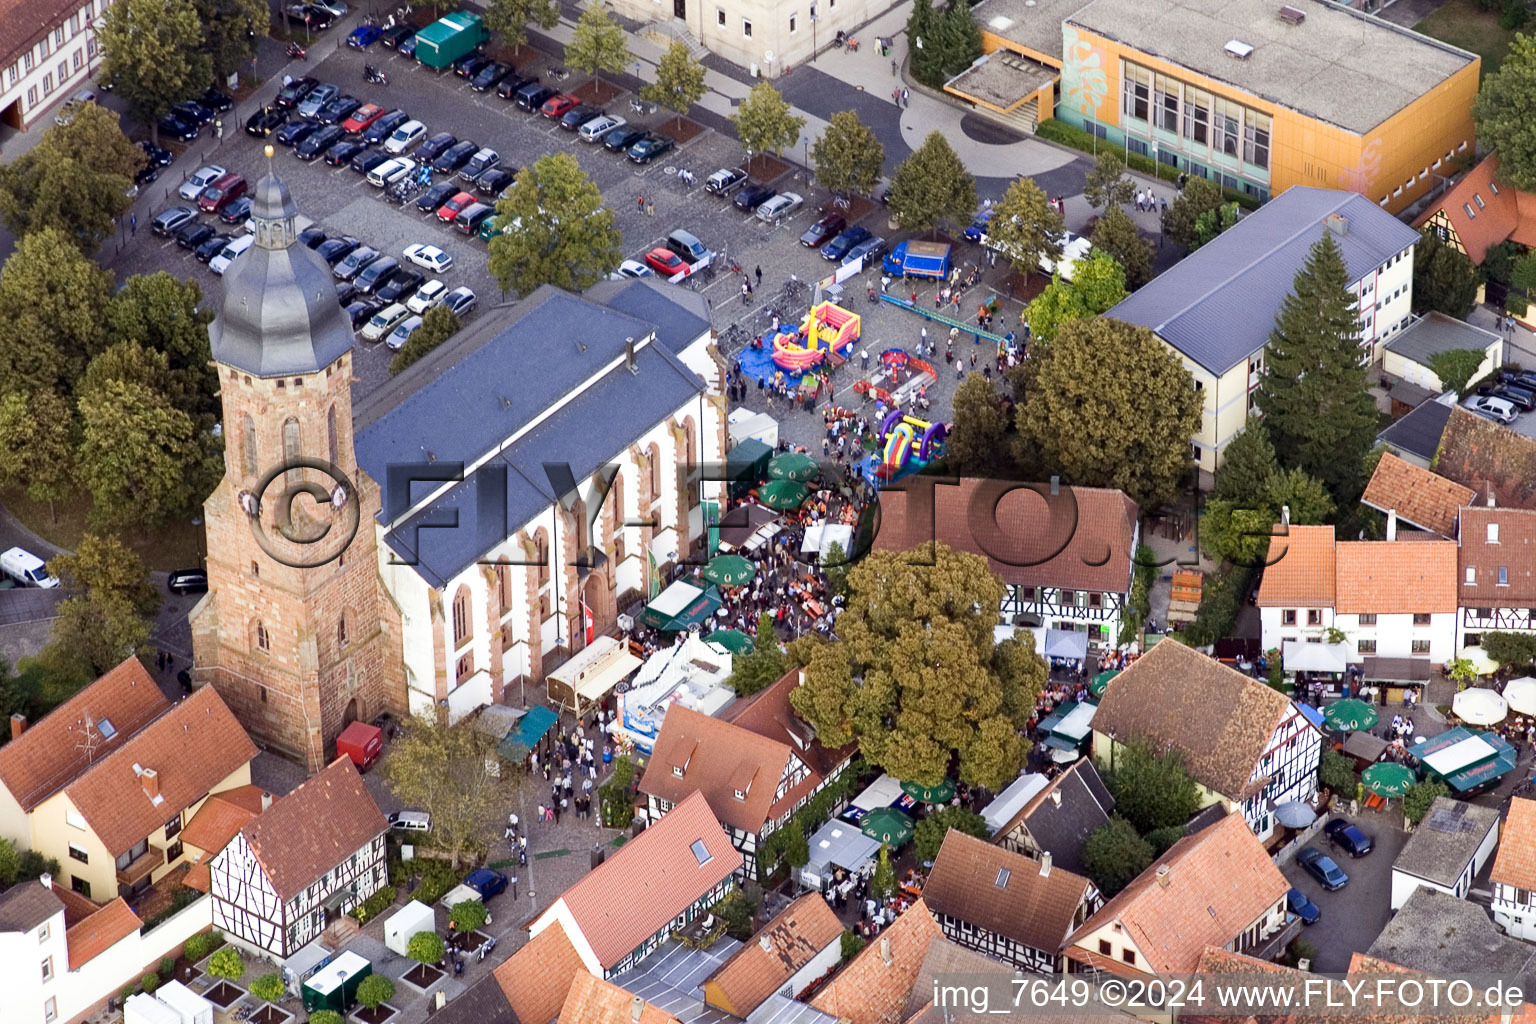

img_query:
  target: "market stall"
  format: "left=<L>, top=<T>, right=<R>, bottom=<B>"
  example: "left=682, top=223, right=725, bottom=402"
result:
left=639, top=580, right=724, bottom=631
left=545, top=635, right=642, bottom=716
left=1416, top=726, right=1518, bottom=794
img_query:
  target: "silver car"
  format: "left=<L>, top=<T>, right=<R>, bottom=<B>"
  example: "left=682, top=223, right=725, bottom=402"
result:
left=442, top=286, right=477, bottom=319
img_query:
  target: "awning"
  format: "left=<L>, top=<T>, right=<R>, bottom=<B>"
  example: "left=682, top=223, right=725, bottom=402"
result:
left=716, top=503, right=780, bottom=550
left=1283, top=640, right=1352, bottom=674
left=801, top=523, right=854, bottom=560
left=1361, top=657, right=1434, bottom=682
left=1418, top=726, right=1519, bottom=791
left=1043, top=629, right=1088, bottom=660
left=1297, top=703, right=1325, bottom=730
left=982, top=773, right=1049, bottom=834
left=1341, top=731, right=1389, bottom=764
left=1042, top=735, right=1079, bottom=751
left=639, top=580, right=724, bottom=631
left=1051, top=701, right=1097, bottom=742
left=944, top=51, right=1058, bottom=112
left=546, top=636, right=642, bottom=713
left=498, top=705, right=559, bottom=760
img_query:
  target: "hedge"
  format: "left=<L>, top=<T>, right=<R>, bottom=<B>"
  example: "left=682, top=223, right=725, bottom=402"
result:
left=1035, top=120, right=1262, bottom=212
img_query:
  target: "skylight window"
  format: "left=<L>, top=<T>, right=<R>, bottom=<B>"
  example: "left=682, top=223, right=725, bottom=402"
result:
left=995, top=868, right=1011, bottom=889
left=97, top=718, right=117, bottom=741
left=691, top=839, right=712, bottom=865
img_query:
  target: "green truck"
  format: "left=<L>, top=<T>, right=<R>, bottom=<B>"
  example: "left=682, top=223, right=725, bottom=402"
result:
left=301, top=951, right=372, bottom=1013
left=414, top=11, right=489, bottom=70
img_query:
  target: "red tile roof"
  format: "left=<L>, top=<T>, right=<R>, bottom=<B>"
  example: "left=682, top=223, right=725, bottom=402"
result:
left=240, top=757, right=386, bottom=902
left=1065, top=813, right=1287, bottom=975
left=702, top=893, right=844, bottom=1015
left=1255, top=525, right=1336, bottom=608
left=494, top=922, right=589, bottom=1024
left=1459, top=507, right=1536, bottom=606
left=549, top=790, right=741, bottom=971
left=1361, top=452, right=1475, bottom=538
left=922, top=830, right=1093, bottom=953
left=1492, top=797, right=1536, bottom=892
left=66, top=687, right=256, bottom=858
left=64, top=898, right=141, bottom=970
left=1435, top=406, right=1536, bottom=510
left=1334, top=539, right=1458, bottom=614
left=48, top=881, right=103, bottom=927
left=0, top=658, right=169, bottom=813
left=0, top=0, right=88, bottom=73
left=809, top=902, right=944, bottom=1024
left=1412, top=154, right=1536, bottom=265
left=719, top=669, right=856, bottom=778
left=180, top=785, right=269, bottom=854
left=558, top=973, right=681, bottom=1024
left=872, top=480, right=1139, bottom=592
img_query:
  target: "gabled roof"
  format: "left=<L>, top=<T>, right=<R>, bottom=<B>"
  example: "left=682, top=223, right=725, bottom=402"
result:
left=703, top=893, right=843, bottom=1016
left=1378, top=398, right=1456, bottom=465
left=558, top=973, right=681, bottom=1024
left=65, top=898, right=142, bottom=970
left=719, top=669, right=856, bottom=778
left=871, top=479, right=1138, bottom=592
left=240, top=757, right=386, bottom=902
left=1334, top=539, right=1459, bottom=614
left=1367, top=887, right=1536, bottom=979
left=1255, top=525, right=1336, bottom=608
left=437, top=976, right=521, bottom=1024
left=639, top=705, right=807, bottom=835
left=1459, top=507, right=1536, bottom=606
left=1493, top=797, right=1536, bottom=893
left=923, top=831, right=1093, bottom=953
left=0, top=657, right=169, bottom=813
left=1435, top=406, right=1536, bottom=510
left=809, top=901, right=944, bottom=1024
left=552, top=790, right=741, bottom=971
left=0, top=878, right=63, bottom=933
left=1091, top=641, right=1292, bottom=801
left=995, top=759, right=1114, bottom=877
left=1361, top=452, right=1475, bottom=539
left=1413, top=154, right=1536, bottom=265
left=494, top=920, right=587, bottom=1024
left=1107, top=187, right=1420, bottom=375
left=180, top=784, right=269, bottom=853
left=1066, top=813, right=1287, bottom=974
left=65, top=687, right=256, bottom=858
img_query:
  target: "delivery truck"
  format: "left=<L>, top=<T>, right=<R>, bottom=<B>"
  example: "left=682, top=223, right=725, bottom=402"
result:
left=882, top=240, right=951, bottom=279
left=414, top=12, right=488, bottom=70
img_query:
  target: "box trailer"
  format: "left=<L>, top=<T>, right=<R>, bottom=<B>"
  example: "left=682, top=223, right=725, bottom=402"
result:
left=156, top=981, right=215, bottom=1024
left=301, top=950, right=372, bottom=1013
left=384, top=900, right=436, bottom=956
left=125, top=995, right=182, bottom=1024
left=336, top=720, right=383, bottom=771
left=414, top=12, right=488, bottom=70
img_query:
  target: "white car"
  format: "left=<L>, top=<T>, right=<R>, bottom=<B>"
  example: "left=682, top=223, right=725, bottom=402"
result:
left=367, top=157, right=417, bottom=187
left=610, top=259, right=653, bottom=280
left=1039, top=230, right=1094, bottom=281
left=1464, top=394, right=1519, bottom=424
left=361, top=302, right=411, bottom=342
left=407, top=278, right=449, bottom=313
left=579, top=114, right=625, bottom=142
left=403, top=243, right=453, bottom=273
left=179, top=165, right=228, bottom=201
left=386, top=314, right=424, bottom=350
left=757, top=192, right=804, bottom=222
left=209, top=233, right=254, bottom=275
left=385, top=120, right=427, bottom=154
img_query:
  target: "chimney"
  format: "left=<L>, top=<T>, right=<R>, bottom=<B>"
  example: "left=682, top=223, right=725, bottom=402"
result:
left=261, top=792, right=274, bottom=811
left=625, top=337, right=637, bottom=374
left=141, top=768, right=160, bottom=801
left=879, top=936, right=893, bottom=965
left=1040, top=851, right=1053, bottom=877
left=1281, top=504, right=1291, bottom=527
left=1490, top=490, right=1497, bottom=509
left=1324, top=212, right=1349, bottom=236
left=1386, top=509, right=1397, bottom=542
left=9, top=713, right=24, bottom=740
left=1050, top=789, right=1062, bottom=807
left=40, top=872, right=51, bottom=891
left=760, top=934, right=774, bottom=952
left=1050, top=475, right=1060, bottom=496
left=631, top=996, right=645, bottom=1023
left=1155, top=864, right=1171, bottom=888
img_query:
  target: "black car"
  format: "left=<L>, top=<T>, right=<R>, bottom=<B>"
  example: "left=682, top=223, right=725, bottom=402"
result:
left=198, top=87, right=234, bottom=112
left=626, top=133, right=674, bottom=164
left=497, top=74, right=536, bottom=100
left=317, top=236, right=362, bottom=266
left=417, top=132, right=458, bottom=162
left=335, top=280, right=359, bottom=305
left=134, top=162, right=162, bottom=188
left=166, top=568, right=208, bottom=595
left=175, top=220, right=215, bottom=250
left=380, top=24, right=415, bottom=48
left=286, top=5, right=334, bottom=29
left=355, top=255, right=401, bottom=294
left=325, top=140, right=366, bottom=166
left=346, top=297, right=386, bottom=329
left=138, top=140, right=174, bottom=168
left=515, top=83, right=557, bottom=112
left=351, top=149, right=391, bottom=176
left=316, top=94, right=362, bottom=125
left=602, top=125, right=646, bottom=153
left=733, top=183, right=776, bottom=212
left=218, top=197, right=253, bottom=224
left=471, top=62, right=513, bottom=92
left=1501, top=368, right=1536, bottom=392
left=1486, top=383, right=1536, bottom=411
left=275, top=120, right=318, bottom=147
left=296, top=124, right=344, bottom=160
left=363, top=110, right=410, bottom=146
left=432, top=139, right=478, bottom=174
left=245, top=105, right=288, bottom=136
left=195, top=233, right=232, bottom=262
left=157, top=114, right=200, bottom=142
left=376, top=267, right=426, bottom=303
left=821, top=224, right=872, bottom=261
left=298, top=225, right=328, bottom=249
left=454, top=55, right=491, bottom=80
left=476, top=167, right=517, bottom=197
left=275, top=76, right=319, bottom=109
left=172, top=100, right=215, bottom=126
left=1323, top=819, right=1374, bottom=857
left=560, top=105, right=603, bottom=131
left=416, top=181, right=459, bottom=213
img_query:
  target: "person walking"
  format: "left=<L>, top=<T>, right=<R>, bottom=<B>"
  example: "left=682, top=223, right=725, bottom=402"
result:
left=637, top=194, right=645, bottom=212
left=891, top=58, right=898, bottom=76
left=755, top=265, right=762, bottom=287
left=901, top=88, right=909, bottom=107
left=741, top=281, right=751, bottom=304
left=860, top=348, right=870, bottom=370
left=130, top=213, right=137, bottom=235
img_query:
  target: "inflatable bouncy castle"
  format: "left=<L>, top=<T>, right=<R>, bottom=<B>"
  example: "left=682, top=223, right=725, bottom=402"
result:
left=771, top=301, right=860, bottom=371
left=878, top=410, right=948, bottom=476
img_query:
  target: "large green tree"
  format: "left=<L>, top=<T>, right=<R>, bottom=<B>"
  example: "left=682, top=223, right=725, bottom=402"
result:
left=642, top=42, right=707, bottom=129
left=887, top=132, right=976, bottom=236
left=1082, top=151, right=1135, bottom=210
left=1473, top=33, right=1536, bottom=191
left=1163, top=176, right=1225, bottom=250
left=381, top=715, right=508, bottom=869
left=986, top=176, right=1062, bottom=275
left=1254, top=231, right=1378, bottom=502
left=1108, top=739, right=1202, bottom=834
left=38, top=536, right=160, bottom=682
left=0, top=390, right=74, bottom=520
left=789, top=543, right=1046, bottom=789
left=488, top=153, right=623, bottom=297
left=482, top=0, right=560, bottom=50
left=811, top=111, right=885, bottom=198
left=49, top=533, right=161, bottom=618
left=1202, top=469, right=1333, bottom=567
left=726, top=611, right=788, bottom=698
left=913, top=805, right=990, bottom=863
left=1081, top=817, right=1154, bottom=898
left=564, top=4, right=631, bottom=96
left=0, top=104, right=141, bottom=254
left=107, top=273, right=218, bottom=427
left=1011, top=318, right=1200, bottom=509
left=194, top=0, right=269, bottom=80
left=1412, top=230, right=1478, bottom=320
left=1023, top=251, right=1128, bottom=343
left=1212, top=421, right=1279, bottom=505
left=1090, top=205, right=1154, bottom=289
left=909, top=0, right=982, bottom=89
left=945, top=373, right=1012, bottom=477
left=97, top=0, right=211, bottom=142
left=389, top=307, right=461, bottom=376
left=1426, top=349, right=1489, bottom=395
left=75, top=377, right=204, bottom=532
left=731, top=82, right=804, bottom=159
left=0, top=229, right=113, bottom=395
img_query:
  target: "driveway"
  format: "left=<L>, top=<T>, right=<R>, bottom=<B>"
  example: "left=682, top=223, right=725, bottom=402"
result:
left=1282, top=811, right=1409, bottom=972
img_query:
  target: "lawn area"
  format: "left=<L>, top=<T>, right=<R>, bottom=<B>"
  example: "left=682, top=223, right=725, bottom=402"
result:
left=1415, top=0, right=1521, bottom=78
left=1, top=488, right=203, bottom=572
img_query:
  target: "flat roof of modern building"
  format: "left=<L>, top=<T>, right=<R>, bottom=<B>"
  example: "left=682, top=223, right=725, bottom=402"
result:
left=1392, top=796, right=1499, bottom=888
left=1066, top=0, right=1476, bottom=135
left=973, top=0, right=1086, bottom=60
left=1386, top=312, right=1502, bottom=368
left=946, top=52, right=1058, bottom=110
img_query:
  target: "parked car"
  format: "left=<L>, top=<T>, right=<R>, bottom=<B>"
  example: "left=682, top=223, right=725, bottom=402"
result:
left=706, top=167, right=748, bottom=195
left=361, top=301, right=411, bottom=341
left=377, top=267, right=427, bottom=304
left=363, top=109, right=411, bottom=147
left=197, top=173, right=248, bottom=214
left=460, top=147, right=500, bottom=183
left=355, top=255, right=402, bottom=294
left=335, top=281, right=359, bottom=306
left=366, top=157, right=417, bottom=187
left=757, top=192, right=804, bottom=221
left=1482, top=383, right=1536, bottom=411
left=417, top=181, right=460, bottom=214
left=964, top=208, right=994, bottom=242
left=346, top=297, right=386, bottom=330
left=317, top=236, right=362, bottom=266
left=1501, top=368, right=1536, bottom=392
left=296, top=124, right=345, bottom=160
left=1464, top=394, right=1519, bottom=424
left=335, top=245, right=381, bottom=280
left=380, top=24, right=415, bottom=49
left=166, top=568, right=209, bottom=595
left=296, top=83, right=339, bottom=120
left=515, top=82, right=558, bottom=112
left=176, top=220, right=215, bottom=250
left=611, top=259, right=653, bottom=279
left=540, top=93, right=580, bottom=120
left=454, top=203, right=494, bottom=235
left=316, top=94, right=363, bottom=125
left=497, top=75, right=537, bottom=100
left=134, top=162, right=163, bottom=189
left=399, top=34, right=417, bottom=57
left=386, top=313, right=423, bottom=350
left=347, top=24, right=382, bottom=48
left=0, top=547, right=58, bottom=588
left=299, top=225, right=328, bottom=249
left=245, top=105, right=288, bottom=136
left=275, top=120, right=318, bottom=147
left=442, top=286, right=477, bottom=318
left=465, top=868, right=509, bottom=900
left=433, top=139, right=479, bottom=174
left=172, top=100, right=215, bottom=126
left=198, top=87, right=234, bottom=112
left=476, top=167, right=516, bottom=197
left=454, top=55, right=493, bottom=81
left=179, top=165, right=228, bottom=201
left=800, top=213, right=846, bottom=247
left=472, top=62, right=514, bottom=92
left=1296, top=848, right=1349, bottom=891
left=644, top=247, right=686, bottom=277
left=152, top=205, right=199, bottom=237
left=138, top=141, right=174, bottom=168
left=1286, top=887, right=1320, bottom=925
left=351, top=149, right=391, bottom=176
left=325, top=139, right=366, bottom=167
left=53, top=88, right=97, bottom=126
left=276, top=76, right=320, bottom=109
left=209, top=233, right=254, bottom=274
left=1323, top=819, right=1374, bottom=858
left=195, top=233, right=233, bottom=263
left=385, top=119, right=428, bottom=154
left=601, top=125, right=645, bottom=152
left=418, top=132, right=458, bottom=163
left=436, top=191, right=477, bottom=223
left=822, top=225, right=871, bottom=261
left=404, top=243, right=453, bottom=273
left=407, top=278, right=449, bottom=313
left=627, top=134, right=674, bottom=164
left=733, top=183, right=776, bottom=212
left=157, top=113, right=200, bottom=142
left=578, top=114, right=625, bottom=142
left=285, top=4, right=334, bottom=29
left=341, top=102, right=386, bottom=135
left=559, top=105, right=604, bottom=131
left=842, top=235, right=888, bottom=267
left=388, top=810, right=431, bottom=832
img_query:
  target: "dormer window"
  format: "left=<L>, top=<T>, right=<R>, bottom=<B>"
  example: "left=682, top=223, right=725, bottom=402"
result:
left=1489, top=523, right=1500, bottom=543
left=733, top=789, right=745, bottom=801
left=672, top=765, right=685, bottom=778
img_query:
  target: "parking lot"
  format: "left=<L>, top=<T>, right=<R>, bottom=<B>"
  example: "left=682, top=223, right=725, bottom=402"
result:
left=1281, top=811, right=1409, bottom=972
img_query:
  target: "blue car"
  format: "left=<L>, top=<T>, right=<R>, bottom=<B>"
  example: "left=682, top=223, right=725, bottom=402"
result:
left=1297, top=848, right=1349, bottom=891
left=821, top=225, right=871, bottom=261
left=347, top=24, right=381, bottom=48
left=400, top=34, right=417, bottom=57
left=1286, top=887, right=1320, bottom=925
left=464, top=867, right=508, bottom=900
left=964, top=207, right=994, bottom=242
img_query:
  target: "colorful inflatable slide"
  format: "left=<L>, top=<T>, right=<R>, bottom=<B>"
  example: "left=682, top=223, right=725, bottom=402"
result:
left=771, top=301, right=861, bottom=371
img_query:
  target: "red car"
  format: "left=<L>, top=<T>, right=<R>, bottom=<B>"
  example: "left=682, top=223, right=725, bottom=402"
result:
left=643, top=247, right=685, bottom=277
left=197, top=173, right=248, bottom=213
left=539, top=93, right=579, bottom=119
left=436, top=191, right=476, bottom=222
left=341, top=103, right=387, bottom=135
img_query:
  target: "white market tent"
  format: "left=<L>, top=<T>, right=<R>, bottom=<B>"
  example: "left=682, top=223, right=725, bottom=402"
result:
left=1282, top=640, right=1353, bottom=674
left=1051, top=701, right=1098, bottom=742
left=1421, top=734, right=1498, bottom=777
left=800, top=818, right=882, bottom=891
left=1042, top=629, right=1089, bottom=661
left=728, top=409, right=780, bottom=447
left=982, top=773, right=1050, bottom=835
left=801, top=523, right=855, bottom=561
left=849, top=773, right=904, bottom=812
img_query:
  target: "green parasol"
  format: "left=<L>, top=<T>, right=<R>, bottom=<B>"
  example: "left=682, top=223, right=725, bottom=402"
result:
left=1362, top=761, right=1416, bottom=798
left=900, top=778, right=957, bottom=803
left=1322, top=698, right=1379, bottom=733
left=859, top=807, right=915, bottom=846
left=705, top=629, right=755, bottom=655
left=1090, top=669, right=1121, bottom=698
left=702, top=554, right=757, bottom=587
left=767, top=452, right=821, bottom=483
left=758, top=479, right=810, bottom=511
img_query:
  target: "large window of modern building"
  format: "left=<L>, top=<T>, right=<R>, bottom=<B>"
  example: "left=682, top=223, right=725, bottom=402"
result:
left=1122, top=60, right=1270, bottom=174
left=1122, top=64, right=1150, bottom=122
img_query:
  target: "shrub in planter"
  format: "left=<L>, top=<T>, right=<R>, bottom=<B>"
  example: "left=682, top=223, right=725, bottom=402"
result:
left=249, top=974, right=286, bottom=1004
left=356, top=974, right=396, bottom=1010
left=407, top=930, right=446, bottom=966
left=206, top=947, right=246, bottom=981
left=449, top=898, right=488, bottom=934
left=142, top=972, right=160, bottom=994
left=311, top=1012, right=344, bottom=1024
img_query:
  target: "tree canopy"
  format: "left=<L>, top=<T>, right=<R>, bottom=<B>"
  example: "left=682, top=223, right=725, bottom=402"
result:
left=0, top=389, right=74, bottom=519
left=908, top=0, right=983, bottom=89
left=75, top=375, right=207, bottom=533
left=913, top=805, right=990, bottom=863
left=887, top=132, right=976, bottom=236
left=0, top=228, right=113, bottom=395
left=36, top=535, right=157, bottom=685
left=789, top=543, right=1045, bottom=789
left=811, top=111, right=885, bottom=198
left=642, top=42, right=707, bottom=124
left=390, top=307, right=460, bottom=375
left=195, top=0, right=269, bottom=79
left=1023, top=251, right=1128, bottom=343
left=97, top=0, right=211, bottom=139
left=1107, top=739, right=1202, bottom=833
left=1473, top=33, right=1536, bottom=191
left=726, top=611, right=788, bottom=697
left=1426, top=348, right=1490, bottom=395
left=1163, top=177, right=1227, bottom=250
left=1090, top=205, right=1154, bottom=289
left=482, top=0, right=560, bottom=50
left=1412, top=229, right=1479, bottom=321
left=1081, top=817, right=1153, bottom=898
left=944, top=373, right=1011, bottom=477
left=0, top=103, right=141, bottom=254
left=381, top=715, right=508, bottom=869
left=985, top=176, right=1062, bottom=275
left=488, top=153, right=623, bottom=296
left=106, top=273, right=218, bottom=426
left=1082, top=151, right=1135, bottom=210
left=731, top=82, right=805, bottom=159
left=564, top=5, right=632, bottom=81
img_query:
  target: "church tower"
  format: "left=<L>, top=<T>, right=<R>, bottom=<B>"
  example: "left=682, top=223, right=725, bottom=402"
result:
left=190, top=159, right=406, bottom=772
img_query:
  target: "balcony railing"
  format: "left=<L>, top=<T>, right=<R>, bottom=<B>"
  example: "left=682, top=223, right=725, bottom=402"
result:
left=115, top=845, right=165, bottom=887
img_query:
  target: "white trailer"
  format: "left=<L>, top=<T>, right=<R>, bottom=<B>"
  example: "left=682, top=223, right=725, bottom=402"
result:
left=124, top=994, right=182, bottom=1024
left=384, top=900, right=437, bottom=956
left=156, top=980, right=215, bottom=1024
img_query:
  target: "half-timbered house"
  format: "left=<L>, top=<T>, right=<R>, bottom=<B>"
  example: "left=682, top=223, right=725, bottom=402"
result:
left=988, top=759, right=1114, bottom=878
left=1456, top=506, right=1536, bottom=649
left=210, top=757, right=387, bottom=958
left=1492, top=797, right=1536, bottom=941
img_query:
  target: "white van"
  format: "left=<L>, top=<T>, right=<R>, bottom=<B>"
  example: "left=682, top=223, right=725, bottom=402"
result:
left=1, top=547, right=58, bottom=589
left=388, top=809, right=431, bottom=832
left=209, top=233, right=254, bottom=275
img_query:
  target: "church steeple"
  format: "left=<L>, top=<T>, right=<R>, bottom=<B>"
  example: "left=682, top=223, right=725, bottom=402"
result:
left=250, top=145, right=300, bottom=250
